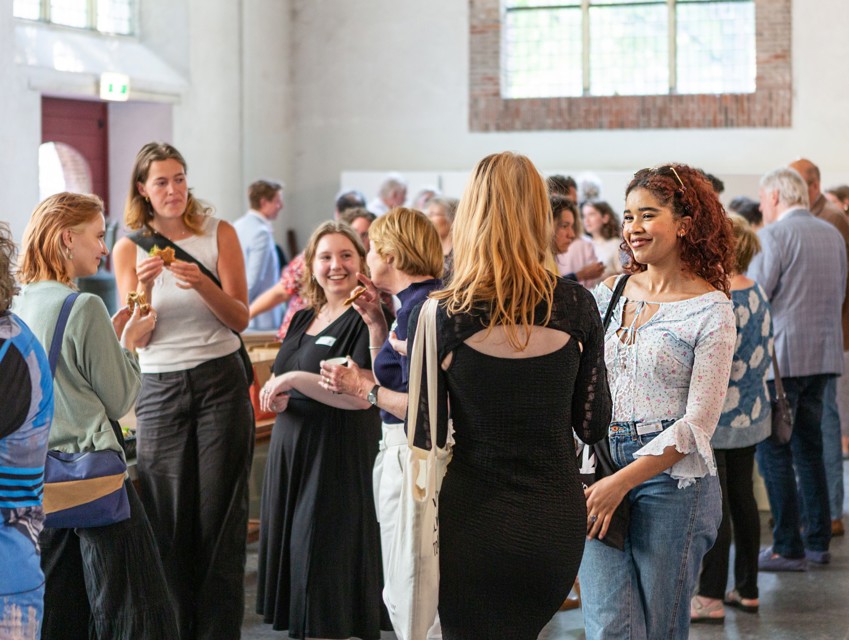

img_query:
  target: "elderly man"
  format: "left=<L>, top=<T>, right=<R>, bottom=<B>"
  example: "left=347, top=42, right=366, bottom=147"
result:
left=367, top=173, right=407, bottom=216
left=789, top=158, right=849, bottom=537
left=748, top=167, right=846, bottom=571
left=234, top=179, right=285, bottom=331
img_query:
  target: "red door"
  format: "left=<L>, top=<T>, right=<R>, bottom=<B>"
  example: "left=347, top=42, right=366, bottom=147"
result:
left=41, top=97, right=109, bottom=214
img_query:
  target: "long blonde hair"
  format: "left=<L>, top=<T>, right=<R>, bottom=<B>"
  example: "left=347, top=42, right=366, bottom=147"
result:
left=124, top=142, right=211, bottom=233
left=434, top=152, right=556, bottom=350
left=19, top=192, right=104, bottom=287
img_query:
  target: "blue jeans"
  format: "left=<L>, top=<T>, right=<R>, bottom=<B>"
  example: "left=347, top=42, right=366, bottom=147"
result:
left=756, top=375, right=832, bottom=557
left=821, top=376, right=845, bottom=520
left=579, top=422, right=722, bottom=640
left=0, top=588, right=43, bottom=640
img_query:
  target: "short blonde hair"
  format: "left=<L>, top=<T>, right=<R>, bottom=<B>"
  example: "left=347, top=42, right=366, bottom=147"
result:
left=434, top=152, right=556, bottom=350
left=728, top=213, right=760, bottom=273
left=302, top=222, right=368, bottom=311
left=125, top=142, right=211, bottom=234
left=369, top=207, right=443, bottom=279
left=19, top=192, right=104, bottom=287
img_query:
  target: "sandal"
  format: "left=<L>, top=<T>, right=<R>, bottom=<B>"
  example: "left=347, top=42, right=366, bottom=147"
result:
left=690, top=596, right=725, bottom=624
left=724, top=589, right=759, bottom=614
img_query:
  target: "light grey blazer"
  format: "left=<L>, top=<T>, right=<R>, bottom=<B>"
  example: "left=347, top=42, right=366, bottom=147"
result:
left=747, top=208, right=847, bottom=379
left=234, top=211, right=283, bottom=331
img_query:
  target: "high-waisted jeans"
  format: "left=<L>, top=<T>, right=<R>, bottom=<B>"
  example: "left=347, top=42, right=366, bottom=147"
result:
left=579, top=420, right=721, bottom=640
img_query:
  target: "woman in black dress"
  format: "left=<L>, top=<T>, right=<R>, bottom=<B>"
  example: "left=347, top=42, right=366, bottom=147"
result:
left=408, top=151, right=611, bottom=639
left=256, top=221, right=388, bottom=639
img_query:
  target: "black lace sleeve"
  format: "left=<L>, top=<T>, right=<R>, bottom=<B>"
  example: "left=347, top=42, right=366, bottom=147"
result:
left=566, top=285, right=611, bottom=445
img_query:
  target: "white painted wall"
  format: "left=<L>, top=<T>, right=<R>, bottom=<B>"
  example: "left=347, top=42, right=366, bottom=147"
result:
left=286, top=0, right=849, bottom=245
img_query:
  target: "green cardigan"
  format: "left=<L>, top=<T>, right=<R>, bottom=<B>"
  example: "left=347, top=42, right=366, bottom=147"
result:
left=13, top=281, right=140, bottom=458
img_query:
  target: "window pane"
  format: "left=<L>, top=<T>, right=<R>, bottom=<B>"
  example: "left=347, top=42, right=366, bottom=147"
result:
left=676, top=1, right=756, bottom=94
left=97, top=0, right=134, bottom=34
left=502, top=7, right=583, bottom=98
left=589, top=4, right=668, bottom=96
left=13, top=0, right=41, bottom=20
left=506, top=0, right=580, bottom=7
left=50, top=0, right=89, bottom=28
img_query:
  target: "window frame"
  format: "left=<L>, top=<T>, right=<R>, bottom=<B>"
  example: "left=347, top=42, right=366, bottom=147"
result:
left=13, top=0, right=137, bottom=36
left=470, top=0, right=792, bottom=131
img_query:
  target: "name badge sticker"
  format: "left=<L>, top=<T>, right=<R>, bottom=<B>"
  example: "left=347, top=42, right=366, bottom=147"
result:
left=636, top=421, right=663, bottom=436
left=315, top=336, right=337, bottom=347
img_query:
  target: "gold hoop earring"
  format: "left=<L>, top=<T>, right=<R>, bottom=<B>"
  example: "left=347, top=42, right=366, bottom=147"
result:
left=64, top=247, right=73, bottom=260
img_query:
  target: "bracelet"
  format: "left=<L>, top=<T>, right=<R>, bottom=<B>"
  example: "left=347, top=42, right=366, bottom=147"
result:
left=368, top=346, right=382, bottom=350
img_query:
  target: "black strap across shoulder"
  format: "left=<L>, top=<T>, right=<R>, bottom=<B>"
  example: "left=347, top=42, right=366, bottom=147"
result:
left=127, top=229, right=255, bottom=386
left=602, top=274, right=630, bottom=331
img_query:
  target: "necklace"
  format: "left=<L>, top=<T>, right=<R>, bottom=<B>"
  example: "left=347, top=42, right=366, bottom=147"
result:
left=317, top=305, right=345, bottom=327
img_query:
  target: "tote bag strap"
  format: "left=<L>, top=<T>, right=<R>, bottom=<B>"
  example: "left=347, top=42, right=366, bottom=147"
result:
left=406, top=298, right=439, bottom=452
left=49, top=293, right=80, bottom=377
left=603, top=274, right=630, bottom=332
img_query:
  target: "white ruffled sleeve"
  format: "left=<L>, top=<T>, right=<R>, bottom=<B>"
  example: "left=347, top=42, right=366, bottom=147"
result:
left=633, top=299, right=736, bottom=487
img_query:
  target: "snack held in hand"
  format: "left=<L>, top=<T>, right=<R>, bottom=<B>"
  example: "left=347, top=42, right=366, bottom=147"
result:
left=126, top=290, right=151, bottom=315
left=149, top=244, right=176, bottom=265
left=343, top=286, right=366, bottom=306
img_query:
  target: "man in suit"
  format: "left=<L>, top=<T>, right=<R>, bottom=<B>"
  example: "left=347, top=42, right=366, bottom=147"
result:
left=234, top=179, right=284, bottom=331
left=789, top=158, right=849, bottom=538
left=748, top=167, right=847, bottom=571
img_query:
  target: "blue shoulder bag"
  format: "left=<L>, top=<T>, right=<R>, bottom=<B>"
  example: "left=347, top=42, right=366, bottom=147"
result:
left=42, top=293, right=131, bottom=529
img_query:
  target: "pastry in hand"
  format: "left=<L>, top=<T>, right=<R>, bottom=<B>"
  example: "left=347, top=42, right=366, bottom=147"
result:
left=126, top=290, right=151, bottom=316
left=149, top=245, right=176, bottom=266
left=344, top=286, right=366, bottom=306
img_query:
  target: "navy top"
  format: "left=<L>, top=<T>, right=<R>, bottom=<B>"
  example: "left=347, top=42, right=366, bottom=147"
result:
left=373, top=279, right=442, bottom=424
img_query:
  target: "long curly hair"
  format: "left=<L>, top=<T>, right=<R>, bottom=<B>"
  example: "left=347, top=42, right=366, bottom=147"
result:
left=0, top=223, right=19, bottom=313
left=623, top=164, right=734, bottom=296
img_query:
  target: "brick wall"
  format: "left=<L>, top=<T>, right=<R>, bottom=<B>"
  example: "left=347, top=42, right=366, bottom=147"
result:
left=469, top=0, right=792, bottom=131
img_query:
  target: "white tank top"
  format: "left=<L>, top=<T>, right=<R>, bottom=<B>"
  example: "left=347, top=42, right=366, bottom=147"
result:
left=136, top=217, right=241, bottom=373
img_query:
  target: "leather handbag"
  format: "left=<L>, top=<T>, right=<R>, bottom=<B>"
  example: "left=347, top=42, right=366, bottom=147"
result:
left=42, top=293, right=131, bottom=529
left=383, top=298, right=451, bottom=640
left=769, top=351, right=793, bottom=445
left=575, top=274, right=630, bottom=551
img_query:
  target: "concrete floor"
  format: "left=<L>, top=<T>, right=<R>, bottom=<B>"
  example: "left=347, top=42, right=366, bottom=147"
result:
left=241, top=461, right=849, bottom=639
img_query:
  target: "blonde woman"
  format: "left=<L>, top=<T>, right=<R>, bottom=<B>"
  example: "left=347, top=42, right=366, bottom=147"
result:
left=113, top=142, right=253, bottom=640
left=14, top=193, right=177, bottom=639
left=407, top=152, right=611, bottom=638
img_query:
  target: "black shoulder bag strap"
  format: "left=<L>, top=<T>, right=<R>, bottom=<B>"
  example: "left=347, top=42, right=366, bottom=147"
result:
left=127, top=230, right=255, bottom=385
left=603, top=274, right=630, bottom=331
left=49, top=293, right=126, bottom=450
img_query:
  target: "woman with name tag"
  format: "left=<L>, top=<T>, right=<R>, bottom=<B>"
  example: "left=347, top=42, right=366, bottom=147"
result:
left=113, top=142, right=253, bottom=640
left=579, top=165, right=737, bottom=640
left=15, top=192, right=177, bottom=639
left=256, top=221, right=389, bottom=639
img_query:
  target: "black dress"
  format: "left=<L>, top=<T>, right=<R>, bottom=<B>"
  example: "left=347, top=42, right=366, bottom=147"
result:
left=256, top=307, right=389, bottom=639
left=409, top=278, right=611, bottom=640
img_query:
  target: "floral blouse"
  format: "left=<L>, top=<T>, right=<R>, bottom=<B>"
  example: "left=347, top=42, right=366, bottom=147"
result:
left=593, top=279, right=736, bottom=487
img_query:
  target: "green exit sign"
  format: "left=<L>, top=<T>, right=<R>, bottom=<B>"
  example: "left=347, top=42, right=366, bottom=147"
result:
left=100, top=72, right=130, bottom=102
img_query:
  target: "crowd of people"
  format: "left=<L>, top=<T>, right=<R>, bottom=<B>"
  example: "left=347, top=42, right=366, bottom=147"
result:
left=1, top=145, right=848, bottom=640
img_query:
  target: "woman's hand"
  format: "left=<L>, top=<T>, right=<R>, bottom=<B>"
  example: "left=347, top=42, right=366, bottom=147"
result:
left=111, top=306, right=132, bottom=338
left=351, top=274, right=387, bottom=329
left=260, top=372, right=295, bottom=412
left=168, top=260, right=208, bottom=291
left=120, top=305, right=157, bottom=351
left=577, top=261, right=605, bottom=282
left=387, top=330, right=407, bottom=356
left=584, top=474, right=629, bottom=541
left=136, top=256, right=164, bottom=289
left=319, top=357, right=368, bottom=397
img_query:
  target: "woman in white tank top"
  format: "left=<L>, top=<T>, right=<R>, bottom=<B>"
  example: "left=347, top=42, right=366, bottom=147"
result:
left=113, top=142, right=254, bottom=640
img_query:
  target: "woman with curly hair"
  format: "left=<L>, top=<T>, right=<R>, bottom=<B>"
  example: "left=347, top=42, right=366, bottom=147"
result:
left=578, top=164, right=737, bottom=639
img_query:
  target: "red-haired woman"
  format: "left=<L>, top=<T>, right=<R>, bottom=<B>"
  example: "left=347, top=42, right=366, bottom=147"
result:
left=578, top=165, right=737, bottom=639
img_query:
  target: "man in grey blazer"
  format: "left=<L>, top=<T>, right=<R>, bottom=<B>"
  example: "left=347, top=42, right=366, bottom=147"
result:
left=234, top=180, right=285, bottom=331
left=748, top=167, right=847, bottom=570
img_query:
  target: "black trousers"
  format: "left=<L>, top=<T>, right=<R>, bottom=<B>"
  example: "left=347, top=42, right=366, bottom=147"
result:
left=136, top=352, right=254, bottom=640
left=40, top=480, right=179, bottom=640
left=698, top=445, right=761, bottom=600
